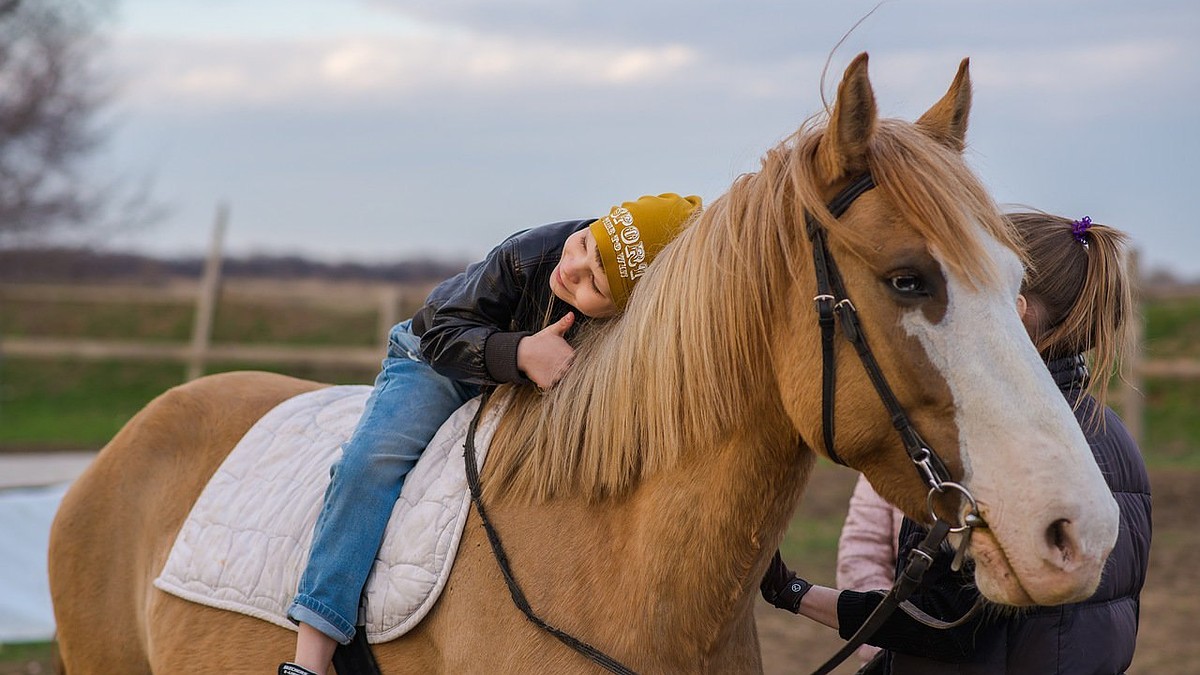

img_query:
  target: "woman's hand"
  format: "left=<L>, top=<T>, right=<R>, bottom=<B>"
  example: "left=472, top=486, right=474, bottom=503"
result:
left=517, top=313, right=576, bottom=389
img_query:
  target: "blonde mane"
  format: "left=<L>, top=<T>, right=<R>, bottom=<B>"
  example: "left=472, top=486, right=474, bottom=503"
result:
left=483, top=113, right=1019, bottom=503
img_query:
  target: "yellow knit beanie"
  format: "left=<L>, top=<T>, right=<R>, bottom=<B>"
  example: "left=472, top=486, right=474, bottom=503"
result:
left=590, top=193, right=702, bottom=310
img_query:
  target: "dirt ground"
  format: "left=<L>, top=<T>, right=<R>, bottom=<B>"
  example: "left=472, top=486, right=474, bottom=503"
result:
left=757, top=466, right=1200, bottom=674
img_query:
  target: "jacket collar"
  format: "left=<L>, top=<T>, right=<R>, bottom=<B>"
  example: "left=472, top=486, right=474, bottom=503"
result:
left=1046, top=354, right=1089, bottom=392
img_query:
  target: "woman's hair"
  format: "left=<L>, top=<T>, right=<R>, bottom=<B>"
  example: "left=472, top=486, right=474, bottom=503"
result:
left=1009, top=211, right=1132, bottom=410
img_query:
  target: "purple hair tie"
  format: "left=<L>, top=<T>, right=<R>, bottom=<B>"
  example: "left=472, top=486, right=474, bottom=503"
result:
left=1071, top=216, right=1092, bottom=247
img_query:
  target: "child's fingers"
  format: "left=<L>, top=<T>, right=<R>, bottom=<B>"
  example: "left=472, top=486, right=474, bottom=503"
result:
left=549, top=312, right=575, bottom=335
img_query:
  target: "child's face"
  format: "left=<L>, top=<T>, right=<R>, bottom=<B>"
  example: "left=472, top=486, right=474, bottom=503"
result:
left=550, top=228, right=618, bottom=318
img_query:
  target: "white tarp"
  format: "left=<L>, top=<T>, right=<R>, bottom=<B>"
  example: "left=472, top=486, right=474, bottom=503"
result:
left=0, top=482, right=69, bottom=643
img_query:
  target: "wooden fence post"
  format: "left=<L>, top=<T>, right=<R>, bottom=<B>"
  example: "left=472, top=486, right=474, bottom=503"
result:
left=377, top=287, right=402, bottom=353
left=187, top=203, right=229, bottom=381
left=1120, top=249, right=1144, bottom=446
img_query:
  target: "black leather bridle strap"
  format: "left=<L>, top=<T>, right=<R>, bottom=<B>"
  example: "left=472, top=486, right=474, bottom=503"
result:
left=805, top=173, right=876, bottom=466
left=802, top=175, right=979, bottom=675
left=463, top=392, right=638, bottom=675
left=804, top=173, right=953, bottom=486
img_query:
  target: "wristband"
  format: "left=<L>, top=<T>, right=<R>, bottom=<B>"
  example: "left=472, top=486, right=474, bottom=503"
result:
left=776, top=575, right=813, bottom=614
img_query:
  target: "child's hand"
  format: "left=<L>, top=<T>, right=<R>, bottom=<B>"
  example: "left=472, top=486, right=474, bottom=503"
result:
left=517, top=313, right=576, bottom=389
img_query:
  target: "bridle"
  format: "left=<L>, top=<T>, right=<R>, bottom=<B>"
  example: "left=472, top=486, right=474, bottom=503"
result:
left=808, top=173, right=953, bottom=486
left=461, top=173, right=987, bottom=675
left=805, top=173, right=986, bottom=675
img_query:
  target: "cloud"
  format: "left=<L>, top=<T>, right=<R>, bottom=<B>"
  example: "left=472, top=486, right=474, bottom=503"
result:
left=111, top=28, right=707, bottom=111
left=98, top=0, right=1200, bottom=277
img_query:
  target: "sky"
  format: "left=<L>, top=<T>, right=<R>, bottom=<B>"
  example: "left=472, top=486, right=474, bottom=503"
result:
left=94, top=0, right=1200, bottom=278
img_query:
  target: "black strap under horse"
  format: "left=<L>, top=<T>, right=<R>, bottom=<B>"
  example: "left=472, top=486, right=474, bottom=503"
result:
left=459, top=173, right=984, bottom=675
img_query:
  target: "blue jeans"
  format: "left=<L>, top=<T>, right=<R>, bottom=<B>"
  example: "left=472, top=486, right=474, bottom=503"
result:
left=287, top=320, right=477, bottom=644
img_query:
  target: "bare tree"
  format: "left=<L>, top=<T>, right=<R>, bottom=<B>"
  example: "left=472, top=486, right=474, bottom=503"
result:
left=0, top=0, right=156, bottom=245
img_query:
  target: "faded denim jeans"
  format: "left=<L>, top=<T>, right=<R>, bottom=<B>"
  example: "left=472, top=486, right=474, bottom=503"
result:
left=287, top=319, right=477, bottom=643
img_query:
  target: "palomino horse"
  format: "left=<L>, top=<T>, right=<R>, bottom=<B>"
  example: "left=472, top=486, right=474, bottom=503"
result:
left=49, top=54, right=1118, bottom=673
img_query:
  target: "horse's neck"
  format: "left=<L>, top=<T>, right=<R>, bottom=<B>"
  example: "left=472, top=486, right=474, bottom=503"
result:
left=615, top=422, right=811, bottom=660
left=483, top=417, right=808, bottom=667
left=650, top=430, right=807, bottom=581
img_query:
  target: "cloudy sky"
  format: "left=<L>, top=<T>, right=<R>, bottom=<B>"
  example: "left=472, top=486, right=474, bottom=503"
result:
left=97, top=0, right=1199, bottom=277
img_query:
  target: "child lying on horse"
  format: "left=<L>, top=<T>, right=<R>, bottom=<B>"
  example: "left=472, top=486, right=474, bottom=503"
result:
left=281, top=193, right=701, bottom=675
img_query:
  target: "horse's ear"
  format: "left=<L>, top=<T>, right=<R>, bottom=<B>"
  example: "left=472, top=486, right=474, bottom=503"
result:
left=916, top=58, right=972, bottom=152
left=817, top=52, right=877, bottom=183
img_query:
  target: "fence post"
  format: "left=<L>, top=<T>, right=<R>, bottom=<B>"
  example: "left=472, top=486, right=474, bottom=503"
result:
left=187, top=203, right=229, bottom=381
left=1120, top=249, right=1144, bottom=446
left=377, top=287, right=402, bottom=353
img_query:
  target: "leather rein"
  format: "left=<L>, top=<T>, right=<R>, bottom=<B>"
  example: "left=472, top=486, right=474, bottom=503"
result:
left=462, top=173, right=985, bottom=675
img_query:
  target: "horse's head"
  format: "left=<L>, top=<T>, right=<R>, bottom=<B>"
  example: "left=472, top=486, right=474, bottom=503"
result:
left=769, top=54, right=1119, bottom=606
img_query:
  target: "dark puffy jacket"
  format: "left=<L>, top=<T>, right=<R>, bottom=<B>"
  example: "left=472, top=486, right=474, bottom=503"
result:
left=411, top=219, right=591, bottom=386
left=837, top=355, right=1152, bottom=674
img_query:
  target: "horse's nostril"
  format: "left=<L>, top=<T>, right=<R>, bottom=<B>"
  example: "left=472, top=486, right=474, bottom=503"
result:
left=1046, top=518, right=1074, bottom=564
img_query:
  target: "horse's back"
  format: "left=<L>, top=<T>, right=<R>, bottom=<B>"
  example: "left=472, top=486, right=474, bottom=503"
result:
left=48, top=370, right=326, bottom=673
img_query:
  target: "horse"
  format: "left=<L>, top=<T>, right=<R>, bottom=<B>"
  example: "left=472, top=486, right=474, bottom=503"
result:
left=49, top=53, right=1119, bottom=674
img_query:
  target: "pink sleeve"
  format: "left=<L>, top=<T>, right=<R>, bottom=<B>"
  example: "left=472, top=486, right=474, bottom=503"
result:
left=836, top=474, right=902, bottom=591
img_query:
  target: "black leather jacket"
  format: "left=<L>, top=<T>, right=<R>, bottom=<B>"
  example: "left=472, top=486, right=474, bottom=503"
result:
left=411, top=218, right=592, bottom=386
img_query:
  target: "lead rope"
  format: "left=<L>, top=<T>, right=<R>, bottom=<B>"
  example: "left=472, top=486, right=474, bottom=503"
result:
left=463, top=392, right=639, bottom=675
left=811, top=519, right=951, bottom=675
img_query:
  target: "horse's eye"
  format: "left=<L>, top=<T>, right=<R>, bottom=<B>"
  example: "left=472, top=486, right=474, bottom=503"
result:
left=889, top=274, right=927, bottom=296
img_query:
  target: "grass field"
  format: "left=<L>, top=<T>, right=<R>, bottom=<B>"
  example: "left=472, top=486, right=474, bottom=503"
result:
left=1, top=281, right=1197, bottom=672
left=2, top=281, right=1198, bottom=464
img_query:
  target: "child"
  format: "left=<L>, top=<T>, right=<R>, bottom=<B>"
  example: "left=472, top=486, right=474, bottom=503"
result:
left=280, top=193, right=702, bottom=675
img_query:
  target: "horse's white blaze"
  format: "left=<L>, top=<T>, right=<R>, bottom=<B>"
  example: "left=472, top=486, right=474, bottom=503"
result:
left=901, top=234, right=1119, bottom=605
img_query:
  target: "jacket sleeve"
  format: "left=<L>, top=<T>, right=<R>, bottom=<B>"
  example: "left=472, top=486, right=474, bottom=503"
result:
left=837, top=474, right=902, bottom=591
left=413, top=239, right=533, bottom=386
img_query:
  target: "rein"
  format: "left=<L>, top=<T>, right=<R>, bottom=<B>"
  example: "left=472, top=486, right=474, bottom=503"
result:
left=462, top=175, right=985, bottom=674
left=463, top=391, right=638, bottom=675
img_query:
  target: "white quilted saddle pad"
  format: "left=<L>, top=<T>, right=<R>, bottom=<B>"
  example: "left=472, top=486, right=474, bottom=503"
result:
left=153, top=384, right=506, bottom=643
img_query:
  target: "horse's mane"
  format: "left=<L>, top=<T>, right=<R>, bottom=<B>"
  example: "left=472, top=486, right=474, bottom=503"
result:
left=482, top=113, right=1019, bottom=503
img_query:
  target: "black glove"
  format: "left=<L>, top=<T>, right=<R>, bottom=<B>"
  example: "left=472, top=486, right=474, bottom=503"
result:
left=760, top=550, right=813, bottom=613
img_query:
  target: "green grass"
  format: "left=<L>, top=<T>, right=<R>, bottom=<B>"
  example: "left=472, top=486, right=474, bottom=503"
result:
left=778, top=514, right=844, bottom=587
left=209, top=302, right=381, bottom=346
left=1143, top=296, right=1200, bottom=359
left=0, top=360, right=181, bottom=445
left=1141, top=378, right=1200, bottom=468
left=0, top=641, right=55, bottom=673
left=0, top=298, right=381, bottom=346
left=0, top=358, right=374, bottom=447
left=0, top=289, right=1197, bottom=464
left=0, top=299, right=193, bottom=341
